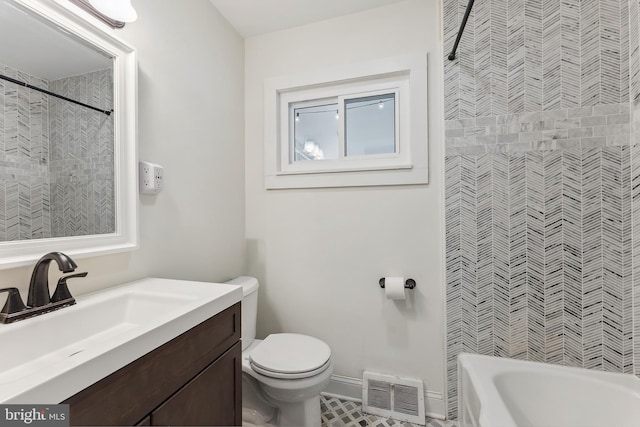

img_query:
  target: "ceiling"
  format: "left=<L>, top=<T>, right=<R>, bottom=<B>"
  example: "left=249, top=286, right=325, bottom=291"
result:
left=0, top=0, right=409, bottom=81
left=209, top=0, right=409, bottom=38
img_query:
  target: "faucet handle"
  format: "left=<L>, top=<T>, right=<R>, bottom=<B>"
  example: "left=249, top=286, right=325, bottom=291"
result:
left=51, top=272, right=88, bottom=303
left=0, top=287, right=27, bottom=315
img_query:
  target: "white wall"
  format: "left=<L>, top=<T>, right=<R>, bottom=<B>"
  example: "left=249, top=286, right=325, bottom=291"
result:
left=118, top=0, right=246, bottom=283
left=0, top=0, right=246, bottom=298
left=244, top=0, right=447, bottom=415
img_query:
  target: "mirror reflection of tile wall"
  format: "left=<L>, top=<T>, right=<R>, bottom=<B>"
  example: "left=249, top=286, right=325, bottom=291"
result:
left=0, top=63, right=114, bottom=241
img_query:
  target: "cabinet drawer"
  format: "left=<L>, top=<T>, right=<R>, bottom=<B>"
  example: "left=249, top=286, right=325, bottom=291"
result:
left=64, top=302, right=241, bottom=426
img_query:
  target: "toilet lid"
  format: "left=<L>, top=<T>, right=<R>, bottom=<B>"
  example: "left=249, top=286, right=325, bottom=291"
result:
left=249, top=333, right=331, bottom=378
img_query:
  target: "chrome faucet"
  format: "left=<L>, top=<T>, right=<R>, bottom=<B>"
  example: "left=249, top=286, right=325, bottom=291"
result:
left=27, top=252, right=78, bottom=307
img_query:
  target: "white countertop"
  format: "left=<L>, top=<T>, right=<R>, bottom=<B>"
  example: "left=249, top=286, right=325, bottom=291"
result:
left=0, top=278, right=242, bottom=403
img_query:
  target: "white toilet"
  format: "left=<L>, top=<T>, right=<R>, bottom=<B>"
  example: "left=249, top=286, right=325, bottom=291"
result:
left=226, top=276, right=333, bottom=427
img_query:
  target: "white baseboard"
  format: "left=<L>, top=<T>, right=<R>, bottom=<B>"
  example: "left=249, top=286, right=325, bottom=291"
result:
left=322, top=374, right=363, bottom=402
left=321, top=374, right=446, bottom=421
left=424, top=390, right=446, bottom=420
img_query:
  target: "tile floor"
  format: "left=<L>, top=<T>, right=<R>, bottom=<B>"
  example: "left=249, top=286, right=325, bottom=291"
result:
left=320, top=396, right=458, bottom=427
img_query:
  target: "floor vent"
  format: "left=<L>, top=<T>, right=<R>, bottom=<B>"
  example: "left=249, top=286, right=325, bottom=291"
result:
left=362, top=371, right=425, bottom=425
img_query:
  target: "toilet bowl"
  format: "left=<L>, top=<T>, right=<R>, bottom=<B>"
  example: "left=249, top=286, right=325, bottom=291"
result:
left=226, top=277, right=333, bottom=427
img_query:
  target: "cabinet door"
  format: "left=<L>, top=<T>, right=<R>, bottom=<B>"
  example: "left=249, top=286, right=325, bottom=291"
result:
left=135, top=416, right=151, bottom=426
left=64, top=303, right=241, bottom=426
left=151, top=341, right=242, bottom=426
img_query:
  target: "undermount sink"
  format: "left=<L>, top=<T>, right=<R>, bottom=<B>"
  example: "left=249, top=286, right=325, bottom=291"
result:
left=0, top=278, right=242, bottom=404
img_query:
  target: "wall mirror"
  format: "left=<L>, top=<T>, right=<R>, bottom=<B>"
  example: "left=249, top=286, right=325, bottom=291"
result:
left=0, top=0, right=137, bottom=268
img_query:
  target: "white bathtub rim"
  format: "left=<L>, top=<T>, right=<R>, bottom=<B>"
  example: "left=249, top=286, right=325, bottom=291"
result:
left=458, top=353, right=517, bottom=427
left=458, top=353, right=640, bottom=427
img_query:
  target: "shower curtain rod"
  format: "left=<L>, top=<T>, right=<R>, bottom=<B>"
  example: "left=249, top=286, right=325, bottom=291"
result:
left=0, top=73, right=113, bottom=116
left=448, top=0, right=475, bottom=60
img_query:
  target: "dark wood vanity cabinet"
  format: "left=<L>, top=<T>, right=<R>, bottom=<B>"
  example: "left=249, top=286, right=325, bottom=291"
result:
left=63, top=303, right=242, bottom=426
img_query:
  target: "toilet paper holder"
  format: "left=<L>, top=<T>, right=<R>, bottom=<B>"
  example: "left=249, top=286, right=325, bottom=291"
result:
left=379, top=278, right=416, bottom=289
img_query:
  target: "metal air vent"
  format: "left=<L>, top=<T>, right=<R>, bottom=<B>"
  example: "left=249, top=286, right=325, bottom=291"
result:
left=362, top=371, right=425, bottom=425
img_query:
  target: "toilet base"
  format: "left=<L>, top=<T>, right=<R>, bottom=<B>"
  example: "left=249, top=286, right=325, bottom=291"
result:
left=242, top=375, right=277, bottom=424
left=242, top=407, right=277, bottom=427
left=276, top=395, right=321, bottom=427
left=243, top=373, right=322, bottom=427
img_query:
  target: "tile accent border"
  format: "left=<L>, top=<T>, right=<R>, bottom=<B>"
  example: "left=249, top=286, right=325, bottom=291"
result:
left=445, top=103, right=631, bottom=155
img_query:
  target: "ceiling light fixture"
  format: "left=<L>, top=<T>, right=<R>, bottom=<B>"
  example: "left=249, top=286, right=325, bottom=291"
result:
left=88, top=0, right=137, bottom=23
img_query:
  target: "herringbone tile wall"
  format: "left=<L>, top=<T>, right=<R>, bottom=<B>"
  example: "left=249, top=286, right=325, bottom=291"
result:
left=444, top=0, right=640, bottom=420
left=0, top=64, right=114, bottom=241
left=444, top=0, right=630, bottom=120
left=445, top=148, right=633, bottom=418
left=49, top=69, right=114, bottom=237
left=0, top=64, right=52, bottom=240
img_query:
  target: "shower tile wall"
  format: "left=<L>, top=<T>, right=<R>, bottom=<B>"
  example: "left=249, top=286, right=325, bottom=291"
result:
left=49, top=69, right=114, bottom=237
left=445, top=147, right=633, bottom=409
left=443, top=0, right=630, bottom=120
left=0, top=64, right=51, bottom=240
left=444, top=0, right=640, bottom=419
left=630, top=5, right=640, bottom=375
left=0, top=64, right=113, bottom=241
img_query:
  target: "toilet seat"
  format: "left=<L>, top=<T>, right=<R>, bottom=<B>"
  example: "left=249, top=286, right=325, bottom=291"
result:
left=249, top=333, right=331, bottom=380
left=251, top=357, right=332, bottom=379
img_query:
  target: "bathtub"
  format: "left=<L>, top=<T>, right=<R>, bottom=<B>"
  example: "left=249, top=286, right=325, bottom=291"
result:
left=457, top=353, right=640, bottom=427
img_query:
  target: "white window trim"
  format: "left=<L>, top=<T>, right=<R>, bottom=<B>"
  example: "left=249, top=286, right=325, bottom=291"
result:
left=264, top=53, right=428, bottom=189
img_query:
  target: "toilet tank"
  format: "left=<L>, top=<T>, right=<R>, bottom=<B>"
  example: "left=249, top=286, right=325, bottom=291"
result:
left=225, top=276, right=259, bottom=350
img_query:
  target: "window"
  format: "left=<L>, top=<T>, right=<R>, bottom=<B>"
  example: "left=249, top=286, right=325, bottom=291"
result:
left=293, top=101, right=340, bottom=161
left=344, top=92, right=396, bottom=157
left=290, top=91, right=397, bottom=162
left=264, top=54, right=428, bottom=189
left=281, top=80, right=406, bottom=175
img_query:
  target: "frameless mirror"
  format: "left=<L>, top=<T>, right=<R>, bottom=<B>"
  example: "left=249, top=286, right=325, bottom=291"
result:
left=0, top=0, right=137, bottom=268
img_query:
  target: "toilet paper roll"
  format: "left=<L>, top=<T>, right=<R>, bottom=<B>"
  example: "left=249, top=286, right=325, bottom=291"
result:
left=384, top=277, right=406, bottom=300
